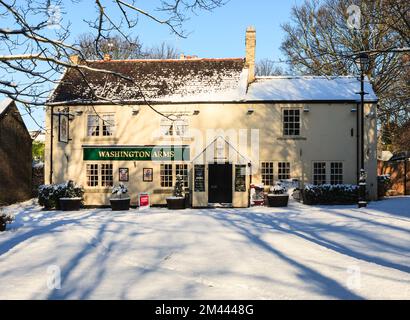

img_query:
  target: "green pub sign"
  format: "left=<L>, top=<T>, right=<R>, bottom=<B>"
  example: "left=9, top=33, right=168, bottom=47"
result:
left=83, top=145, right=190, bottom=161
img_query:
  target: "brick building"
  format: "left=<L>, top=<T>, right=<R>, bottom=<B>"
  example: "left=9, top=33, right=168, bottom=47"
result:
left=0, top=99, right=32, bottom=205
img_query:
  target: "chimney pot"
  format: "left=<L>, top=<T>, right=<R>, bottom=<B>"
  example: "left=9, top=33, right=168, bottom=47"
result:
left=245, top=26, right=256, bottom=84
left=69, top=54, right=81, bottom=65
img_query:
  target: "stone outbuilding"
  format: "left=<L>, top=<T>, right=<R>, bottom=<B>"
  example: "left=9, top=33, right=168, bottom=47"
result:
left=0, top=99, right=32, bottom=205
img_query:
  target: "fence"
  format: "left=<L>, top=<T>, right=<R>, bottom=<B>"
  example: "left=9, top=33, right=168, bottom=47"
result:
left=377, top=159, right=410, bottom=195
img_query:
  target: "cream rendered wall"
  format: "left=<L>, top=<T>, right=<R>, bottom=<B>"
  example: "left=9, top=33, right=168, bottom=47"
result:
left=45, top=101, right=378, bottom=206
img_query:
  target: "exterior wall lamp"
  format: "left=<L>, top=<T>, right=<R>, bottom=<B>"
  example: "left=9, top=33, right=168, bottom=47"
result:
left=132, top=106, right=140, bottom=116
left=193, top=110, right=200, bottom=115
left=247, top=108, right=254, bottom=115
left=303, top=106, right=310, bottom=113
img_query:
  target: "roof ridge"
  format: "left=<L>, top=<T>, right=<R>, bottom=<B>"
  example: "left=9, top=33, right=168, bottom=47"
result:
left=87, top=57, right=245, bottom=63
left=256, top=75, right=358, bottom=80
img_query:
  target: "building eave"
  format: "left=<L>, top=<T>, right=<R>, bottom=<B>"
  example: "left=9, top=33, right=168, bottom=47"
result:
left=45, top=98, right=379, bottom=107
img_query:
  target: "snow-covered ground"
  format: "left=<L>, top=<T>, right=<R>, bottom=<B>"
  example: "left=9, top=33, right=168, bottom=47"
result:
left=0, top=198, right=409, bottom=300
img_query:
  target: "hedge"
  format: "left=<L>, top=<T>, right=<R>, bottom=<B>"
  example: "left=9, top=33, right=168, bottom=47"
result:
left=302, top=184, right=358, bottom=205
left=38, top=180, right=84, bottom=210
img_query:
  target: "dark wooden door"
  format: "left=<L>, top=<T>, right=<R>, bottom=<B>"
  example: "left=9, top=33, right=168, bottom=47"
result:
left=208, top=163, right=232, bottom=203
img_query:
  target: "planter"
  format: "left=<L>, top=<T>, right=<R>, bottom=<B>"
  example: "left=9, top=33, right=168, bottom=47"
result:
left=110, top=197, right=131, bottom=211
left=166, top=197, right=185, bottom=210
left=0, top=223, right=6, bottom=232
left=59, top=197, right=82, bottom=211
left=253, top=199, right=265, bottom=206
left=267, top=194, right=289, bottom=207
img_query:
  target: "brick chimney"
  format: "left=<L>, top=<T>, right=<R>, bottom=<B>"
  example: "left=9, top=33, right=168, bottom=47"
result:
left=104, top=53, right=112, bottom=61
left=245, top=26, right=256, bottom=84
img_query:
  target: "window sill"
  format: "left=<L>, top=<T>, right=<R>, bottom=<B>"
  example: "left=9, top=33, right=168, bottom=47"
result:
left=81, top=137, right=119, bottom=144
left=153, top=189, right=173, bottom=194
left=155, top=135, right=194, bottom=142
left=277, top=136, right=307, bottom=141
left=85, top=188, right=112, bottom=193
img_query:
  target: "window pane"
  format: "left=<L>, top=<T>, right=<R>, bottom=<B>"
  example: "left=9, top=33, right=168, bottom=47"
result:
left=86, top=164, right=99, bottom=187
left=330, top=162, right=343, bottom=185
left=102, top=114, right=115, bottom=136
left=283, top=109, right=301, bottom=136
left=160, top=118, right=188, bottom=137
left=101, top=164, right=113, bottom=187
left=261, top=162, right=274, bottom=186
left=160, top=164, right=173, bottom=187
left=87, top=115, right=99, bottom=136
left=278, top=162, right=290, bottom=180
left=313, top=162, right=327, bottom=185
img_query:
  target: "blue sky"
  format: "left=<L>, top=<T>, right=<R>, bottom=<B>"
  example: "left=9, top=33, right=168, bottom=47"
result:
left=5, top=0, right=303, bottom=130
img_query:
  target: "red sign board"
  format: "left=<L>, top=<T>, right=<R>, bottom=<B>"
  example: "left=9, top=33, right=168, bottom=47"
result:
left=139, top=193, right=150, bottom=209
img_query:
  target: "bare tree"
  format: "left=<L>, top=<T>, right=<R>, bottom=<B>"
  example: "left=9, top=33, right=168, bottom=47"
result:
left=0, top=0, right=226, bottom=123
left=144, top=42, right=180, bottom=59
left=76, top=34, right=145, bottom=60
left=76, top=35, right=181, bottom=60
left=280, top=0, right=409, bottom=130
left=255, top=58, right=286, bottom=76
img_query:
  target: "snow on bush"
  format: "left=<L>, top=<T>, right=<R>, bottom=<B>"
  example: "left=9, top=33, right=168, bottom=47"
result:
left=302, top=184, right=358, bottom=205
left=0, top=210, right=14, bottom=231
left=38, top=180, right=84, bottom=210
left=269, top=182, right=287, bottom=195
left=173, top=175, right=185, bottom=198
left=112, top=183, right=129, bottom=199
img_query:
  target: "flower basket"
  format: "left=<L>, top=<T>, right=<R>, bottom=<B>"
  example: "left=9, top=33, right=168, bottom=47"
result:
left=267, top=194, right=289, bottom=207
left=59, top=197, right=82, bottom=211
left=110, top=197, right=131, bottom=211
left=111, top=183, right=130, bottom=211
left=166, top=175, right=186, bottom=210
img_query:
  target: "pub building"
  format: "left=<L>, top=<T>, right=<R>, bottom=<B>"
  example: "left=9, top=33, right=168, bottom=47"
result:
left=44, top=27, right=378, bottom=207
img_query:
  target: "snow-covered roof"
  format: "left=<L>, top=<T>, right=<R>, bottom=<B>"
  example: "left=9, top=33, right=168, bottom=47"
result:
left=247, top=76, right=378, bottom=102
left=48, top=58, right=246, bottom=104
left=0, top=98, right=13, bottom=116
left=47, top=59, right=378, bottom=105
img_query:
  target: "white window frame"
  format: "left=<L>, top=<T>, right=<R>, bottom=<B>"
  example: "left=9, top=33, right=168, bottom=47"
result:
left=278, top=162, right=291, bottom=180
left=330, top=162, right=343, bottom=185
left=86, top=164, right=99, bottom=187
left=261, top=161, right=275, bottom=186
left=101, top=163, right=114, bottom=187
left=312, top=161, right=344, bottom=185
left=87, top=113, right=116, bottom=137
left=313, top=162, right=327, bottom=185
left=282, top=108, right=301, bottom=137
left=86, top=163, right=114, bottom=188
left=160, top=163, right=173, bottom=188
left=160, top=117, right=189, bottom=137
